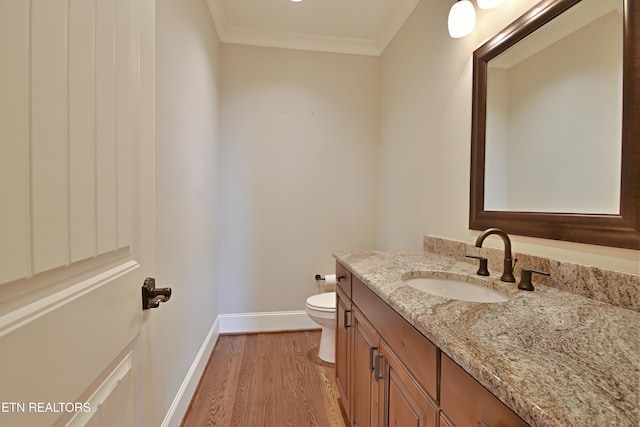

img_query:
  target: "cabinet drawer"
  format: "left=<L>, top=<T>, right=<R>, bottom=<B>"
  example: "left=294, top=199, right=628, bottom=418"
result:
left=441, top=354, right=528, bottom=427
left=352, top=276, right=438, bottom=400
left=336, top=262, right=352, bottom=297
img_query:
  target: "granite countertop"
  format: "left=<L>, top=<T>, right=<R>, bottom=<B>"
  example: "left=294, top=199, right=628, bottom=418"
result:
left=333, top=250, right=640, bottom=427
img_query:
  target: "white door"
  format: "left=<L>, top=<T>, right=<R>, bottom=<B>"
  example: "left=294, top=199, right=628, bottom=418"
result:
left=0, top=0, right=157, bottom=426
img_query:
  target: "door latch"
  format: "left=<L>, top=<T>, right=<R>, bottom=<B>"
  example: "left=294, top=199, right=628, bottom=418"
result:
left=142, top=277, right=172, bottom=310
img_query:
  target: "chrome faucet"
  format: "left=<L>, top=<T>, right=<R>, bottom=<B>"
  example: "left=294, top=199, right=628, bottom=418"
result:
left=475, top=228, right=516, bottom=282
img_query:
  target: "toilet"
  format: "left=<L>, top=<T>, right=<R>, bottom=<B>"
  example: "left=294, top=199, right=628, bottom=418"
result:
left=305, top=292, right=336, bottom=363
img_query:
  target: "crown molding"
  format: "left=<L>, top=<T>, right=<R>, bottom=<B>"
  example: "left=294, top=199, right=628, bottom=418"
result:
left=221, top=26, right=381, bottom=56
left=206, top=0, right=418, bottom=57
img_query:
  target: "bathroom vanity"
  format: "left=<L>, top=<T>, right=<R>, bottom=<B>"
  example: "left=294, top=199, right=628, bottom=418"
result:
left=335, top=261, right=526, bottom=427
left=333, top=248, right=640, bottom=427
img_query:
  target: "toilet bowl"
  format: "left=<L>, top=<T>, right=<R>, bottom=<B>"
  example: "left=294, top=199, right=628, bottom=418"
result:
left=305, top=292, right=336, bottom=363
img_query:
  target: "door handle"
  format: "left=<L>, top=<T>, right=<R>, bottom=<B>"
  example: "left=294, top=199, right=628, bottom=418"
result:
left=142, top=277, right=172, bottom=310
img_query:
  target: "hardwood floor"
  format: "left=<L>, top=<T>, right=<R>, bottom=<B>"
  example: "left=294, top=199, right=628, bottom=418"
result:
left=181, top=330, right=348, bottom=427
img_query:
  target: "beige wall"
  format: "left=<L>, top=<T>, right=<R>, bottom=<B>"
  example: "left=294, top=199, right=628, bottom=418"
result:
left=155, top=0, right=220, bottom=422
left=378, top=0, right=639, bottom=274
left=218, top=45, right=379, bottom=313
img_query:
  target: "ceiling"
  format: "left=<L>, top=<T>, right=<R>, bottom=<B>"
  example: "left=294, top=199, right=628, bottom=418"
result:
left=206, top=0, right=420, bottom=56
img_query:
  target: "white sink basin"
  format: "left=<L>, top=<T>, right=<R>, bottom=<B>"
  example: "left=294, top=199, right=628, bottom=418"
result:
left=404, top=277, right=509, bottom=303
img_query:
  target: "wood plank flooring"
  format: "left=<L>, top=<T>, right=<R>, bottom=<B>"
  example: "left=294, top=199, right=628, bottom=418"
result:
left=181, top=330, right=348, bottom=427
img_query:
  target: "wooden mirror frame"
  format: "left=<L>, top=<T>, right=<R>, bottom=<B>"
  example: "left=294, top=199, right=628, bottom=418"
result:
left=469, top=0, right=640, bottom=249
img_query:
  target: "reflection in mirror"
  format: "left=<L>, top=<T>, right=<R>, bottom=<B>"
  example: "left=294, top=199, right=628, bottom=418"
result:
left=469, top=0, right=640, bottom=249
left=484, top=0, right=623, bottom=214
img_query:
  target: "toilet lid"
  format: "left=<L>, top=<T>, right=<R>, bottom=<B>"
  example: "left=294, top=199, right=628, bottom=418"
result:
left=306, top=292, right=336, bottom=311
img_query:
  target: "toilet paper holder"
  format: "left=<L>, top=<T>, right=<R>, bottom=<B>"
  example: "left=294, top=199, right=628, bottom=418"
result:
left=315, top=274, right=343, bottom=281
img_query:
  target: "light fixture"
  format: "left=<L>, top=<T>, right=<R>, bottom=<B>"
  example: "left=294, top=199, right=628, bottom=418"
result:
left=477, top=0, right=504, bottom=9
left=448, top=0, right=476, bottom=39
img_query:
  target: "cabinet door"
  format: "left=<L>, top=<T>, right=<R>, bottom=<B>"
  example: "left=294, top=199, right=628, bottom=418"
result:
left=352, top=307, right=381, bottom=427
left=336, top=287, right=352, bottom=420
left=380, top=341, right=437, bottom=427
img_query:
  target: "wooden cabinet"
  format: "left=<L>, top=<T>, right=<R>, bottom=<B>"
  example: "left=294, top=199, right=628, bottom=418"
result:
left=352, top=275, right=438, bottom=400
left=349, top=305, right=436, bottom=427
left=335, top=262, right=530, bottom=427
left=335, top=262, right=438, bottom=427
left=440, top=354, right=528, bottom=427
left=335, top=262, right=353, bottom=419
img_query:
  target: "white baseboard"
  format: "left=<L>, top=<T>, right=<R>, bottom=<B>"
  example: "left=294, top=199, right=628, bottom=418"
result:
left=219, top=310, right=318, bottom=334
left=160, top=317, right=220, bottom=427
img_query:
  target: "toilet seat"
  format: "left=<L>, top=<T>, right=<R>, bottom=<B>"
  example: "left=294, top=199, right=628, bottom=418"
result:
left=306, top=292, right=336, bottom=312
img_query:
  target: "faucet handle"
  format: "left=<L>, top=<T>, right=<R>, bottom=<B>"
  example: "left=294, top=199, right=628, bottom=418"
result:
left=518, top=268, right=550, bottom=291
left=465, top=254, right=490, bottom=276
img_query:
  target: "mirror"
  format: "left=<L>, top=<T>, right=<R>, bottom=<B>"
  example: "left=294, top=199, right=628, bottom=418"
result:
left=470, top=0, right=640, bottom=249
left=485, top=0, right=623, bottom=214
